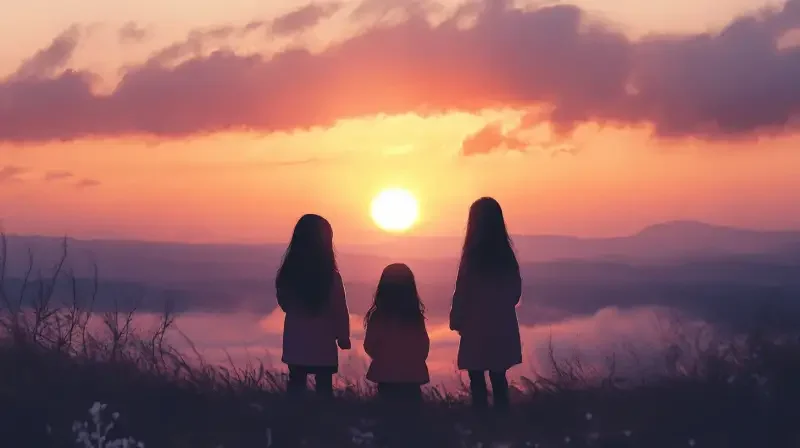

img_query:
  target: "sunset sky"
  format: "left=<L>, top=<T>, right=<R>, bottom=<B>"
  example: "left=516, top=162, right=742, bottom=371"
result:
left=2, top=0, right=800, bottom=244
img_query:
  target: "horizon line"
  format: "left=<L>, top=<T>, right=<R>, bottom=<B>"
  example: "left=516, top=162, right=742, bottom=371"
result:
left=3, top=219, right=800, bottom=248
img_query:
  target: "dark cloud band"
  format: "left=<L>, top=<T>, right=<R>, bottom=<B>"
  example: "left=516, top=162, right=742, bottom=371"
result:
left=1, top=0, right=799, bottom=144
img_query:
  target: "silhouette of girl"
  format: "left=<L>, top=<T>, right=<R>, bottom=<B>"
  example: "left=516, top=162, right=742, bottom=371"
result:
left=450, top=197, right=522, bottom=412
left=364, top=263, right=430, bottom=404
left=276, top=214, right=350, bottom=398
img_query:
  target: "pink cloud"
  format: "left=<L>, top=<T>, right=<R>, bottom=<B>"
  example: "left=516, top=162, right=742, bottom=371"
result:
left=1, top=0, right=799, bottom=143
left=119, top=22, right=149, bottom=44
left=44, top=170, right=74, bottom=181
left=75, top=178, right=101, bottom=189
left=461, top=121, right=527, bottom=156
left=271, top=3, right=342, bottom=36
left=0, top=165, right=28, bottom=182
left=10, top=25, right=80, bottom=81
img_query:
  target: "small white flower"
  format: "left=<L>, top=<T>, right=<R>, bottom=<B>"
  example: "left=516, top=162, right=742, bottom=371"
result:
left=727, top=375, right=736, bottom=384
left=564, top=436, right=571, bottom=444
left=72, top=404, right=145, bottom=448
left=623, top=430, right=632, bottom=437
left=688, top=438, right=696, bottom=446
left=585, top=412, right=593, bottom=421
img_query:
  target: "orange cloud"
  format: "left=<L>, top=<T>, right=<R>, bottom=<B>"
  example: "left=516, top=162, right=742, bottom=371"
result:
left=461, top=121, right=526, bottom=156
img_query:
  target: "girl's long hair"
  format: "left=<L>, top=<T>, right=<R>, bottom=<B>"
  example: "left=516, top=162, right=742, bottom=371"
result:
left=364, top=263, right=425, bottom=328
left=275, top=214, right=338, bottom=314
left=458, top=197, right=519, bottom=275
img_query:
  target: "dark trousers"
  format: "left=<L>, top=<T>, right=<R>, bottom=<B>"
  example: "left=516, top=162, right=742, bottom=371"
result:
left=377, top=383, right=423, bottom=405
left=376, top=383, right=424, bottom=447
left=468, top=370, right=509, bottom=411
left=287, top=365, right=334, bottom=398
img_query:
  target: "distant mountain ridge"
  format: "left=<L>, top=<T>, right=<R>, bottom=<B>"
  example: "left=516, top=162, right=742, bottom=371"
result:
left=512, top=220, right=800, bottom=261
left=2, top=221, right=800, bottom=281
left=347, top=221, right=800, bottom=262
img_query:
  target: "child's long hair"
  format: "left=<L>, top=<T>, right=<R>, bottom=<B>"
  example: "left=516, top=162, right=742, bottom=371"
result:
left=458, top=197, right=519, bottom=275
left=275, top=214, right=338, bottom=314
left=364, top=263, right=425, bottom=328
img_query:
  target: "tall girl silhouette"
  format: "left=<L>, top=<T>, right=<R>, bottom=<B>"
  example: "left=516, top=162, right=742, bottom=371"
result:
left=276, top=214, right=351, bottom=398
left=450, top=197, right=522, bottom=412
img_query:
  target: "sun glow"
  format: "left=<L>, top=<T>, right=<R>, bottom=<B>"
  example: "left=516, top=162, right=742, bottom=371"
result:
left=370, top=188, right=419, bottom=232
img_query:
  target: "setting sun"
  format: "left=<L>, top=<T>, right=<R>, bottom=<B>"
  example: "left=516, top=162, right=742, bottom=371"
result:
left=370, top=188, right=419, bottom=232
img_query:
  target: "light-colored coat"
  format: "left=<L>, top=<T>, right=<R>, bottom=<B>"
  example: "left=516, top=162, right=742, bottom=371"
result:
left=279, top=273, right=350, bottom=367
left=449, top=268, right=522, bottom=371
left=364, top=316, right=430, bottom=384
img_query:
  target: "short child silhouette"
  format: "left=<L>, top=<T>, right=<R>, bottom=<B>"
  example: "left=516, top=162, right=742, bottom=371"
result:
left=364, top=263, right=430, bottom=404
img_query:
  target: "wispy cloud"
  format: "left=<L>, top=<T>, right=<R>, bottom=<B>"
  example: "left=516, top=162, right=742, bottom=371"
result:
left=1, top=0, right=800, bottom=143
left=119, top=22, right=149, bottom=44
left=145, top=25, right=237, bottom=66
left=350, top=0, right=438, bottom=22
left=44, top=170, right=75, bottom=181
left=271, top=2, right=342, bottom=36
left=10, top=25, right=80, bottom=80
left=75, top=178, right=101, bottom=189
left=0, top=166, right=29, bottom=183
left=550, top=145, right=582, bottom=157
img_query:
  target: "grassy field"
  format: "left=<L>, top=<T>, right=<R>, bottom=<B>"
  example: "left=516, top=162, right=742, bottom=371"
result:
left=2, top=238, right=800, bottom=447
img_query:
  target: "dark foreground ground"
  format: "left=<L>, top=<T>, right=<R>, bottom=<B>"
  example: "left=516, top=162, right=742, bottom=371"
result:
left=3, top=299, right=800, bottom=448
